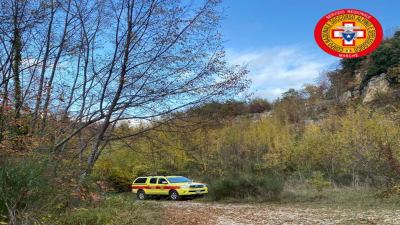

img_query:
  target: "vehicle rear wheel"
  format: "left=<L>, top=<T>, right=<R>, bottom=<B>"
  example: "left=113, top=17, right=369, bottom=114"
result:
left=169, top=190, right=180, bottom=200
left=137, top=190, right=146, bottom=200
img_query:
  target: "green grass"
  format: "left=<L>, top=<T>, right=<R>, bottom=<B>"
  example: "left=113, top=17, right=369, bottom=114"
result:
left=51, top=193, right=163, bottom=225
left=196, top=182, right=400, bottom=209
left=12, top=186, right=398, bottom=224
left=280, top=186, right=400, bottom=209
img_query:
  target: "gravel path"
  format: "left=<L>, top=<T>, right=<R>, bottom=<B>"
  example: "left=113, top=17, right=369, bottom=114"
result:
left=162, top=201, right=400, bottom=225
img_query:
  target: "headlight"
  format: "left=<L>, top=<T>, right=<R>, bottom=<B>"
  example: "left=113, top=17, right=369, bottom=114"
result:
left=181, top=184, right=190, bottom=189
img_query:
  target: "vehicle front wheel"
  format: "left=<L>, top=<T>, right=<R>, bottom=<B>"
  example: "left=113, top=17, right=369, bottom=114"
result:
left=169, top=190, right=180, bottom=201
left=137, top=190, right=146, bottom=200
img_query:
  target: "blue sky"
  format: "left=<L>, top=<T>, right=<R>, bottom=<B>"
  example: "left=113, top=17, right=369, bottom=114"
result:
left=221, top=0, right=400, bottom=100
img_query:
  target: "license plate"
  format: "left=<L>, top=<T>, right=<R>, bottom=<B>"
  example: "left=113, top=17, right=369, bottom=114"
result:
left=196, top=190, right=202, bottom=193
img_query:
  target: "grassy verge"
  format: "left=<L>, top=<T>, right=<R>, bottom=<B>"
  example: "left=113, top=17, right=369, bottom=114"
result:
left=280, top=186, right=400, bottom=209
left=195, top=183, right=400, bottom=210
left=50, top=193, right=163, bottom=225
left=8, top=187, right=397, bottom=224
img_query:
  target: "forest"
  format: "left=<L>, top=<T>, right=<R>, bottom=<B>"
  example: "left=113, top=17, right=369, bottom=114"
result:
left=1, top=0, right=400, bottom=224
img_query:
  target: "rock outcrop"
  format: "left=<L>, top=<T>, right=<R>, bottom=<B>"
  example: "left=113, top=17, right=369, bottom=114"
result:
left=339, top=90, right=352, bottom=103
left=362, top=73, right=390, bottom=104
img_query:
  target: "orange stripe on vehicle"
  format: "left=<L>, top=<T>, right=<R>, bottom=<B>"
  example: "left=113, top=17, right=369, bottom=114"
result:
left=163, top=186, right=180, bottom=189
left=131, top=185, right=148, bottom=189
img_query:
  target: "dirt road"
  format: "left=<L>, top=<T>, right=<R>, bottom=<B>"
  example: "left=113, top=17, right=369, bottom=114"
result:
left=162, top=201, right=400, bottom=225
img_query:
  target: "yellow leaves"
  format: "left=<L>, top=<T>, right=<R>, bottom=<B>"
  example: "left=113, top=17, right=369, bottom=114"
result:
left=307, top=171, right=331, bottom=193
left=292, top=106, right=400, bottom=175
left=94, top=104, right=400, bottom=181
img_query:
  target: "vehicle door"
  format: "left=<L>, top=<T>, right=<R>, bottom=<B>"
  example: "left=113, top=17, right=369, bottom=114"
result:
left=157, top=177, right=170, bottom=195
left=146, top=177, right=158, bottom=195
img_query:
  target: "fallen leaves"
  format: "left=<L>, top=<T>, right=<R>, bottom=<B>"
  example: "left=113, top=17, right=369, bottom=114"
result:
left=162, top=201, right=400, bottom=225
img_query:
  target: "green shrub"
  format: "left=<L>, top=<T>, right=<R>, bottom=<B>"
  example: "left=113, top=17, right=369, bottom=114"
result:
left=58, top=195, right=162, bottom=225
left=387, top=66, right=400, bottom=84
left=0, top=158, right=50, bottom=224
left=364, top=34, right=400, bottom=82
left=377, top=183, right=400, bottom=198
left=106, top=174, right=131, bottom=192
left=208, top=173, right=284, bottom=201
left=307, top=171, right=331, bottom=194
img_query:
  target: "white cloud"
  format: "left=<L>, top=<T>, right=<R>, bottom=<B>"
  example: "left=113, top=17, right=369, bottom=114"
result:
left=227, top=46, right=337, bottom=100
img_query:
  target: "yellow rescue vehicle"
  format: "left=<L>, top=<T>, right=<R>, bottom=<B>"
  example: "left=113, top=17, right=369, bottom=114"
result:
left=131, top=176, right=208, bottom=200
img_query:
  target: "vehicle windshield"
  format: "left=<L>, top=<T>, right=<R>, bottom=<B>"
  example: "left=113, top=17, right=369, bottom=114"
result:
left=167, top=176, right=192, bottom=183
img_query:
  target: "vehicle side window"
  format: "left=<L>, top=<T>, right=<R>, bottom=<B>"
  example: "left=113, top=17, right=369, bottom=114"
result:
left=158, top=178, right=168, bottom=184
left=134, top=178, right=147, bottom=184
left=149, top=178, right=157, bottom=184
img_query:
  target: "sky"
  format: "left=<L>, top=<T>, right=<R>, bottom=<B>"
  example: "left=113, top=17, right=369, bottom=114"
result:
left=221, top=0, right=400, bottom=100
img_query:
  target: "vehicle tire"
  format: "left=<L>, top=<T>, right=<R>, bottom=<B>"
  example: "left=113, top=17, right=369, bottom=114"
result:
left=137, top=190, right=146, bottom=200
left=169, top=190, right=180, bottom=201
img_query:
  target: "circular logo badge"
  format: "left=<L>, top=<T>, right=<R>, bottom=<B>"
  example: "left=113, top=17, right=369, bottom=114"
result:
left=314, top=9, right=383, bottom=58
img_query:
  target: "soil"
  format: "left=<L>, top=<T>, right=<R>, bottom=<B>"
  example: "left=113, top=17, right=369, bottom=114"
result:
left=162, top=201, right=400, bottom=225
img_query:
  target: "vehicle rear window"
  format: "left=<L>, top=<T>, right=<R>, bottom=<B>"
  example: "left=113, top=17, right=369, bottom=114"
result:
left=134, top=178, right=147, bottom=184
left=149, top=178, right=157, bottom=184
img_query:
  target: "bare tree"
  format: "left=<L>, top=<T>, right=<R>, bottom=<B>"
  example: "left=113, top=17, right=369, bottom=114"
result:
left=0, top=0, right=248, bottom=179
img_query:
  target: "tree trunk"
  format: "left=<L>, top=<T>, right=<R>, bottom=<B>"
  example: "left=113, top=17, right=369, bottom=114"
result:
left=0, top=71, right=10, bottom=142
left=32, top=0, right=56, bottom=132
left=41, top=0, right=71, bottom=132
left=83, top=0, right=134, bottom=178
left=12, top=11, right=22, bottom=120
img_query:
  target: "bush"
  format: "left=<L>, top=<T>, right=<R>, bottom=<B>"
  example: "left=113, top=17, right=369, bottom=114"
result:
left=248, top=98, right=271, bottom=113
left=208, top=173, right=284, bottom=201
left=57, top=195, right=162, bottom=225
left=106, top=174, right=131, bottom=192
left=0, top=158, right=50, bottom=224
left=387, top=66, right=400, bottom=84
left=307, top=171, right=331, bottom=194
left=378, top=183, right=400, bottom=198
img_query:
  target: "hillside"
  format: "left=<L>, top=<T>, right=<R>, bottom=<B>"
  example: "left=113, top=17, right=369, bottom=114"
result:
left=94, top=33, right=400, bottom=195
left=332, top=31, right=400, bottom=105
